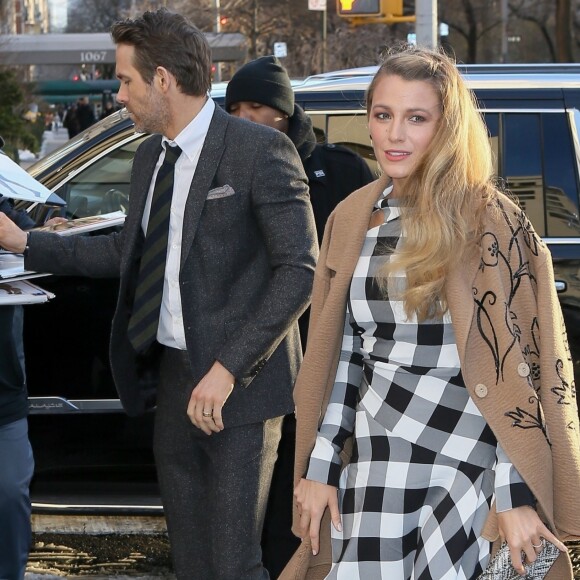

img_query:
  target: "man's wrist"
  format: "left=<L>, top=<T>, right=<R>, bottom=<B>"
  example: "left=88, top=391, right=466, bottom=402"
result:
left=212, top=360, right=236, bottom=386
left=22, top=231, right=30, bottom=256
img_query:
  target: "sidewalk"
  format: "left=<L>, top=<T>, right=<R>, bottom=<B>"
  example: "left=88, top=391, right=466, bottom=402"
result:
left=38, top=127, right=70, bottom=159
left=19, top=127, right=70, bottom=170
left=24, top=517, right=174, bottom=578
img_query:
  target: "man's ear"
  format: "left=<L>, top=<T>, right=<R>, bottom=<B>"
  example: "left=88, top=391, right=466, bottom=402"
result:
left=155, top=66, right=173, bottom=92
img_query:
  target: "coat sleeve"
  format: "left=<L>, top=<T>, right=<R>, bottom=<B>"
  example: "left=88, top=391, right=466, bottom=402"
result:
left=215, top=129, right=318, bottom=382
left=24, top=136, right=155, bottom=280
left=305, top=303, right=363, bottom=487
left=535, top=249, right=580, bottom=537
left=25, top=228, right=124, bottom=278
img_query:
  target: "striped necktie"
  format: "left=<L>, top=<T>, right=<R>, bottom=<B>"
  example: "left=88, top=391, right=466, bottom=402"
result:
left=128, top=144, right=182, bottom=353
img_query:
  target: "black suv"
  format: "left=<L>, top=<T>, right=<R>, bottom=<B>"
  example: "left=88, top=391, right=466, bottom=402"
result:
left=21, top=63, right=580, bottom=513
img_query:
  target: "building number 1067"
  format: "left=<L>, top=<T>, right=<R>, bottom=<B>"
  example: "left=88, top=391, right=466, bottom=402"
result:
left=80, top=51, right=108, bottom=63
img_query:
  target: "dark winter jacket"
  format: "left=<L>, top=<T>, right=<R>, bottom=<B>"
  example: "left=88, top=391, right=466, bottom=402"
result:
left=0, top=196, right=35, bottom=231
left=287, top=104, right=374, bottom=345
left=0, top=305, right=27, bottom=426
left=288, top=106, right=374, bottom=242
left=0, top=197, right=36, bottom=425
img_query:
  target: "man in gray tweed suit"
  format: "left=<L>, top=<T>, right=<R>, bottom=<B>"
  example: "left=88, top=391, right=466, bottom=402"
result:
left=0, top=9, right=317, bottom=579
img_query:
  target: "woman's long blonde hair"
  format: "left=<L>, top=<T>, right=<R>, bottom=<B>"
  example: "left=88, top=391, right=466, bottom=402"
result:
left=368, top=46, right=497, bottom=321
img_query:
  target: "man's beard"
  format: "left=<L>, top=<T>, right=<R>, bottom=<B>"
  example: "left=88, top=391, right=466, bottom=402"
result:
left=133, top=89, right=169, bottom=135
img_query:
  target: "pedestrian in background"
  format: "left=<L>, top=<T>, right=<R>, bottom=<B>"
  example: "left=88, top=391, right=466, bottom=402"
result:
left=0, top=9, right=318, bottom=580
left=76, top=96, right=96, bottom=131
left=100, top=100, right=116, bottom=120
left=283, top=45, right=580, bottom=580
left=62, top=104, right=80, bottom=139
left=226, top=55, right=374, bottom=579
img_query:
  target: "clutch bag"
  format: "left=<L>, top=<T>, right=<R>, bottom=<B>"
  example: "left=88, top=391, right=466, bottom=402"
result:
left=477, top=540, right=560, bottom=580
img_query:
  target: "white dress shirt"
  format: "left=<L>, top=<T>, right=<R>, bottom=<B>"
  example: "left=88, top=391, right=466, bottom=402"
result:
left=141, top=97, right=216, bottom=350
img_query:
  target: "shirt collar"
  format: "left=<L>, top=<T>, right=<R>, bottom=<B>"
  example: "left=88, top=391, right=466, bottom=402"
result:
left=374, top=184, right=394, bottom=207
left=161, top=97, right=216, bottom=161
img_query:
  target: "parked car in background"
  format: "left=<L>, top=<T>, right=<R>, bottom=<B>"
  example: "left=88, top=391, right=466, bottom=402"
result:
left=20, top=63, right=580, bottom=514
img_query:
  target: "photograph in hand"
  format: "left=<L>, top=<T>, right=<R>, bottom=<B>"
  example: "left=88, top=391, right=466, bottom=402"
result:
left=0, top=279, right=54, bottom=305
left=32, top=211, right=126, bottom=236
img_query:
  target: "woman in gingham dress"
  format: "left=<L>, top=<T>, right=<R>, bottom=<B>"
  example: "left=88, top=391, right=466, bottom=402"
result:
left=291, top=46, right=571, bottom=580
left=304, top=187, right=533, bottom=579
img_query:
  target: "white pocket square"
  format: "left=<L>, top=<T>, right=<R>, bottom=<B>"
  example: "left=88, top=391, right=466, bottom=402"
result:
left=207, top=184, right=236, bottom=200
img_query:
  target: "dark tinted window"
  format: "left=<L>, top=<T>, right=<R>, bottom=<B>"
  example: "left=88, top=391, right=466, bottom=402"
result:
left=503, top=114, right=546, bottom=235
left=490, top=112, right=580, bottom=237
left=542, top=113, right=580, bottom=236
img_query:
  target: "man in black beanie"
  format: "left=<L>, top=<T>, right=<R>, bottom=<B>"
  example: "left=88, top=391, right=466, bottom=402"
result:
left=226, top=56, right=374, bottom=579
left=226, top=55, right=374, bottom=319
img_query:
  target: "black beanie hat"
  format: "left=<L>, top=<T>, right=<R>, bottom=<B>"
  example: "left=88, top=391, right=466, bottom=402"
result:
left=225, top=56, right=295, bottom=118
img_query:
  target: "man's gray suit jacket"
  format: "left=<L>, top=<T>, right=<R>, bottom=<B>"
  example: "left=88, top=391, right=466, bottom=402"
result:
left=26, top=105, right=318, bottom=427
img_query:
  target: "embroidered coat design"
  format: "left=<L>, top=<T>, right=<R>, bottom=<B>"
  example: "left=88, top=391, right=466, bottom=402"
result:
left=472, top=199, right=577, bottom=447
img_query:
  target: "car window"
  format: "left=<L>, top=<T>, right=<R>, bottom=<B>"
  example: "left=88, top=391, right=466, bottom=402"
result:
left=486, top=111, right=580, bottom=238
left=309, top=112, right=378, bottom=174
left=53, top=134, right=149, bottom=219
left=503, top=113, right=546, bottom=235
left=543, top=112, right=580, bottom=236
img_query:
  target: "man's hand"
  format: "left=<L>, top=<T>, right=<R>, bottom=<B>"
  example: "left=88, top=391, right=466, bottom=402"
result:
left=44, top=217, right=68, bottom=227
left=497, top=505, right=567, bottom=575
left=0, top=213, right=27, bottom=253
left=187, top=361, right=234, bottom=435
left=294, top=478, right=341, bottom=556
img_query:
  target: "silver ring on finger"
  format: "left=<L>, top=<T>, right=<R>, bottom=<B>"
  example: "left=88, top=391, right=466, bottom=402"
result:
left=532, top=541, right=543, bottom=549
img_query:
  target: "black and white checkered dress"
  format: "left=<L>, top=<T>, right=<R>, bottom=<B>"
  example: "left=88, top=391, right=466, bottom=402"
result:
left=306, top=186, right=533, bottom=580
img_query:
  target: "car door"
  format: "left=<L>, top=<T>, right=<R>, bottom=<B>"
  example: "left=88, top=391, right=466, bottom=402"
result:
left=25, top=131, right=162, bottom=512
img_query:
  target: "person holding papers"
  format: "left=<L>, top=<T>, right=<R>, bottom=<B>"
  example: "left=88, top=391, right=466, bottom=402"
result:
left=0, top=135, right=37, bottom=580
left=0, top=136, right=66, bottom=580
left=0, top=135, right=36, bottom=579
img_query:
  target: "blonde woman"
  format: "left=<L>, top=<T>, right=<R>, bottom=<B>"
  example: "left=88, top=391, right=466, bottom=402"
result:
left=282, top=46, right=580, bottom=580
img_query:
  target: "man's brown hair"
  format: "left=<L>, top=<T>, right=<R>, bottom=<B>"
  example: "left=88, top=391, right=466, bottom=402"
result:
left=111, top=8, right=212, bottom=97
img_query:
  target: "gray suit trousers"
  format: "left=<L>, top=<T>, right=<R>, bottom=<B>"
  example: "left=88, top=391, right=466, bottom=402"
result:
left=154, top=347, right=283, bottom=580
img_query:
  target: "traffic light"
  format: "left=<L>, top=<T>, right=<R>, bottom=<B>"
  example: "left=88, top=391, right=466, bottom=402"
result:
left=337, top=0, right=403, bottom=17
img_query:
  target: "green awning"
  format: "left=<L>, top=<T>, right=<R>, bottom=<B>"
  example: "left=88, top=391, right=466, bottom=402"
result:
left=32, top=79, right=120, bottom=96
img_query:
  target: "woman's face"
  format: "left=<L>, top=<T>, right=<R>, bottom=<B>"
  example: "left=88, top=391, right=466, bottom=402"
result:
left=368, top=74, right=442, bottom=195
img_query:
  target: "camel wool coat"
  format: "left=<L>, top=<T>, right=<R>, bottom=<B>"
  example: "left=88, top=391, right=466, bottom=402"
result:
left=280, top=175, right=580, bottom=580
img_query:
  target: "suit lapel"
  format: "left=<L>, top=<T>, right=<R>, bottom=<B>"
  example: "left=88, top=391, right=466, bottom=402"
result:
left=180, top=106, right=228, bottom=268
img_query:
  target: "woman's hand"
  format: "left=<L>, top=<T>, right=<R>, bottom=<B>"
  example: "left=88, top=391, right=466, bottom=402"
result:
left=497, top=505, right=567, bottom=575
left=294, top=478, right=341, bottom=556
